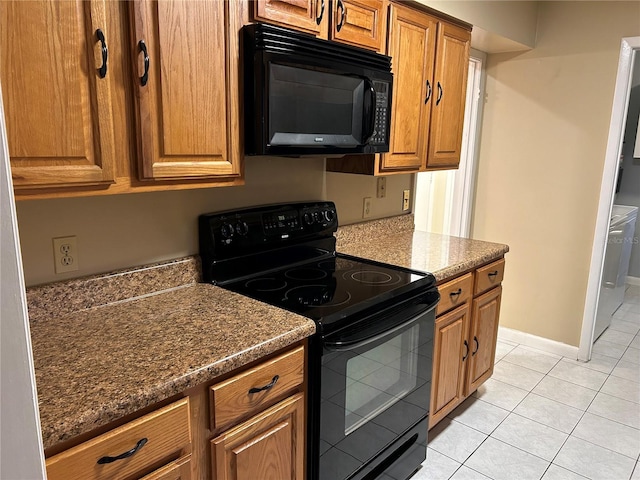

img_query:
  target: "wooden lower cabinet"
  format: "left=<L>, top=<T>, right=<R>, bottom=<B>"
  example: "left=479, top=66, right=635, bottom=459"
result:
left=429, top=259, right=504, bottom=430
left=211, top=393, right=305, bottom=480
left=429, top=304, right=470, bottom=428
left=140, top=454, right=192, bottom=480
left=466, top=286, right=502, bottom=394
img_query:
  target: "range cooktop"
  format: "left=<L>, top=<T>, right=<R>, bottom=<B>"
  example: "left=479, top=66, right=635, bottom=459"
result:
left=224, top=253, right=428, bottom=321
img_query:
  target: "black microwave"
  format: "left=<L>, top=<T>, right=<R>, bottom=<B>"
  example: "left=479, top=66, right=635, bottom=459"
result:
left=243, top=24, right=393, bottom=156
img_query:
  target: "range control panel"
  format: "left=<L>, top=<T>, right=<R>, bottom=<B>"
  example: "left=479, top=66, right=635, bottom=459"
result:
left=199, top=201, right=338, bottom=260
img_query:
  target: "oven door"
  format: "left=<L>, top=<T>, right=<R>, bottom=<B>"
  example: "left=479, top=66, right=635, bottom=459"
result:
left=318, top=290, right=437, bottom=480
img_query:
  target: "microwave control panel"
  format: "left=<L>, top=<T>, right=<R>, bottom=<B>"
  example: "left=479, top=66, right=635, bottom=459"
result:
left=371, top=81, right=390, bottom=145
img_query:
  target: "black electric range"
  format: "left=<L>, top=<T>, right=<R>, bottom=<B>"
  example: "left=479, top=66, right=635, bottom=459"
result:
left=199, top=202, right=438, bottom=480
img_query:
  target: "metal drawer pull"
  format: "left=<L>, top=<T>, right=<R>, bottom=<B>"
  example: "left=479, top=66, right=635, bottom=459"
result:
left=488, top=271, right=499, bottom=278
left=248, top=375, right=279, bottom=394
left=449, top=288, right=462, bottom=299
left=472, top=336, right=479, bottom=356
left=97, top=438, right=148, bottom=464
left=138, top=40, right=150, bottom=86
left=462, top=340, right=469, bottom=361
left=436, top=82, right=443, bottom=105
left=425, top=79, right=432, bottom=104
left=336, top=0, right=345, bottom=32
left=316, top=0, right=325, bottom=25
left=96, top=29, right=108, bottom=78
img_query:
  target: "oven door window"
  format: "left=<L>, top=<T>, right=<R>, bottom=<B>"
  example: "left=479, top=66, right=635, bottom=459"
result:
left=344, top=324, right=420, bottom=435
left=319, top=302, right=434, bottom=480
left=268, top=63, right=363, bottom=147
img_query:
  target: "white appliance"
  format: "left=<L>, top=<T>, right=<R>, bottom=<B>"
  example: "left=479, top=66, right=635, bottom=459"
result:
left=595, top=205, right=638, bottom=339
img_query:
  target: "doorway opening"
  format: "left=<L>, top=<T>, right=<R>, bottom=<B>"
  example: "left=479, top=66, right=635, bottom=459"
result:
left=579, top=37, right=640, bottom=361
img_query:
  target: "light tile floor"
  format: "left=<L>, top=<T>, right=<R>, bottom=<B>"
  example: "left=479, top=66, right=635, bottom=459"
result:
left=416, top=284, right=640, bottom=480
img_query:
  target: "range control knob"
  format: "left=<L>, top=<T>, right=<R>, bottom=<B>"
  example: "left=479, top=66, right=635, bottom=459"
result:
left=323, top=210, right=335, bottom=223
left=236, top=221, right=249, bottom=236
left=220, top=223, right=234, bottom=239
left=303, top=212, right=315, bottom=225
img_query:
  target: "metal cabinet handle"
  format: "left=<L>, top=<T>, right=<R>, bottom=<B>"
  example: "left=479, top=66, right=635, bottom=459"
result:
left=138, top=40, right=150, bottom=87
left=472, top=336, right=479, bottom=356
left=449, top=288, right=462, bottom=300
left=336, top=0, right=346, bottom=32
left=488, top=271, right=499, bottom=278
left=462, top=340, right=469, bottom=361
left=248, top=375, right=279, bottom=394
left=436, top=82, right=443, bottom=106
left=96, top=29, right=108, bottom=78
left=424, top=80, right=432, bottom=104
left=316, top=0, right=325, bottom=25
left=97, top=438, right=147, bottom=464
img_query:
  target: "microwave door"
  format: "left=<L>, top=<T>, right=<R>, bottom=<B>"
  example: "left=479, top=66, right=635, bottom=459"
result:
left=362, top=78, right=376, bottom=144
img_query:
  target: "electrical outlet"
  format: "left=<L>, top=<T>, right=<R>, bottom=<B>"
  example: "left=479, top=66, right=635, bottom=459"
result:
left=363, top=197, right=372, bottom=219
left=402, top=190, right=410, bottom=211
left=53, top=236, right=78, bottom=274
left=376, top=177, right=387, bottom=198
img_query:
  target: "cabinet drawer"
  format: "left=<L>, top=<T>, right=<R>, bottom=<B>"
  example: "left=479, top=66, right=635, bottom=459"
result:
left=46, top=398, right=191, bottom=480
left=474, top=258, right=505, bottom=296
left=437, top=273, right=473, bottom=316
left=210, top=346, right=304, bottom=431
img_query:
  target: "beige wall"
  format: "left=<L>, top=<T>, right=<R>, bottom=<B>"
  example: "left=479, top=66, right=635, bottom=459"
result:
left=325, top=172, right=413, bottom=225
left=421, top=0, right=539, bottom=52
left=472, top=1, right=640, bottom=346
left=17, top=157, right=325, bottom=286
left=17, top=157, right=412, bottom=286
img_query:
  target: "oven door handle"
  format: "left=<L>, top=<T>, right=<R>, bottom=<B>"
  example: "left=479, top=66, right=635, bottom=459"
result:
left=324, top=303, right=436, bottom=351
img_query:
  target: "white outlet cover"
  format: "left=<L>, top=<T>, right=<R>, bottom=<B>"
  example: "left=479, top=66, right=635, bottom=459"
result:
left=52, top=236, right=78, bottom=274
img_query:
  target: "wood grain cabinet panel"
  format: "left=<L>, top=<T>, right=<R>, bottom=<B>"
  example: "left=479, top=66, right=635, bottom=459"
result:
left=129, top=0, right=242, bottom=180
left=212, top=393, right=305, bottom=480
left=45, top=398, right=191, bottom=480
left=379, top=4, right=436, bottom=172
left=474, top=258, right=505, bottom=296
left=429, top=303, right=470, bottom=428
left=140, top=454, right=192, bottom=480
left=426, top=22, right=471, bottom=169
left=0, top=0, right=116, bottom=189
left=330, top=0, right=386, bottom=52
left=253, top=0, right=329, bottom=38
left=209, top=346, right=305, bottom=431
left=466, top=285, right=502, bottom=394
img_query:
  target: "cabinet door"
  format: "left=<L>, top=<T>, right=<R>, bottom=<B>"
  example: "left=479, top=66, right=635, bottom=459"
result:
left=212, top=394, right=304, bottom=480
left=253, top=0, right=329, bottom=38
left=330, top=0, right=386, bottom=52
left=466, top=286, right=502, bottom=395
left=0, top=0, right=116, bottom=189
left=426, top=21, right=470, bottom=169
left=130, top=0, right=241, bottom=180
left=380, top=4, right=436, bottom=172
left=429, top=304, right=470, bottom=429
left=140, top=455, right=191, bottom=480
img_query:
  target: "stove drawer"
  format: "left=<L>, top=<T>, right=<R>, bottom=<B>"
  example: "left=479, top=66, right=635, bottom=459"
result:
left=437, top=273, right=473, bottom=315
left=209, top=345, right=304, bottom=431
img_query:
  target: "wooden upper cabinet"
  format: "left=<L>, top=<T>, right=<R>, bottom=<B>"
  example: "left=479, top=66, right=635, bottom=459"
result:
left=426, top=22, right=471, bottom=169
left=330, top=0, right=387, bottom=52
left=0, top=0, right=116, bottom=189
left=129, top=0, right=241, bottom=180
left=379, top=4, right=436, bottom=173
left=253, top=0, right=330, bottom=38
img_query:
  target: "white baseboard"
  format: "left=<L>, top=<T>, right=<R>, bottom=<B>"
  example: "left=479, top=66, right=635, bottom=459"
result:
left=498, top=327, right=579, bottom=359
left=626, top=276, right=640, bottom=286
